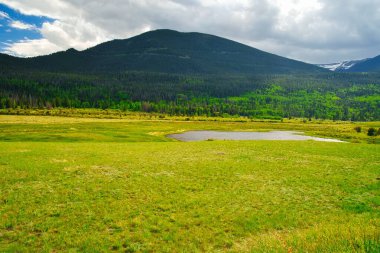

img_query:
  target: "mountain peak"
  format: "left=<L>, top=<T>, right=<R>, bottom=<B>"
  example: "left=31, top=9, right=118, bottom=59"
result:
left=144, top=28, right=182, bottom=34
left=66, top=48, right=79, bottom=53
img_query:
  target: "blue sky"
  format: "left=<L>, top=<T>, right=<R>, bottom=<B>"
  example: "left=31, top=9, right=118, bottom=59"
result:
left=1, top=0, right=380, bottom=63
left=0, top=3, right=53, bottom=54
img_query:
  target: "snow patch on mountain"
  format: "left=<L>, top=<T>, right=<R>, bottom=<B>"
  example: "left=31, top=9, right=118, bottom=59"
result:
left=317, top=62, right=344, bottom=71
left=317, top=59, right=367, bottom=72
left=317, top=59, right=367, bottom=71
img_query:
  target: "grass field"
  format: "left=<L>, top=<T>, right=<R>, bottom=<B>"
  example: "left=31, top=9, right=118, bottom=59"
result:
left=0, top=115, right=379, bottom=252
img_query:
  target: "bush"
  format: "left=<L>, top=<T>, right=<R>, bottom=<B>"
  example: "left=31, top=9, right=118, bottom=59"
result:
left=354, top=126, right=361, bottom=133
left=367, top=128, right=376, bottom=136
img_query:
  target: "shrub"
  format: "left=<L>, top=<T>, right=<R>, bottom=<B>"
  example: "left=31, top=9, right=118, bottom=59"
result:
left=367, top=128, right=376, bottom=136
left=354, top=126, right=362, bottom=133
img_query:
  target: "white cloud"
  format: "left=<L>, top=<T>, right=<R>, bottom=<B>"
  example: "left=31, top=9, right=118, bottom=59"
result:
left=0, top=10, right=10, bottom=19
left=10, top=20, right=36, bottom=30
left=40, top=20, right=109, bottom=50
left=0, top=0, right=70, bottom=18
left=1, top=0, right=380, bottom=62
left=2, top=38, right=63, bottom=57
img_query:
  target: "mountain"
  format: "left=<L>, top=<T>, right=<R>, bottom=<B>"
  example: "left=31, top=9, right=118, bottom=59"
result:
left=317, top=59, right=366, bottom=71
left=0, top=29, right=326, bottom=74
left=318, top=55, right=380, bottom=72
left=348, top=55, right=380, bottom=72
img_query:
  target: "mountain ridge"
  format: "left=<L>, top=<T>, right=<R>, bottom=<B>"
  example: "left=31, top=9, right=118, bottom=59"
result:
left=317, top=55, right=380, bottom=72
left=348, top=55, right=380, bottom=72
left=1, top=29, right=326, bottom=74
left=317, top=59, right=367, bottom=71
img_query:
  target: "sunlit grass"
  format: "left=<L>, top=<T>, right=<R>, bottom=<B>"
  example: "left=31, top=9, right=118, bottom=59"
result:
left=0, top=115, right=379, bottom=252
left=0, top=114, right=379, bottom=143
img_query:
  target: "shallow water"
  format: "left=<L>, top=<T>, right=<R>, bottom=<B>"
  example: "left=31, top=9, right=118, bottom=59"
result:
left=168, top=130, right=345, bottom=142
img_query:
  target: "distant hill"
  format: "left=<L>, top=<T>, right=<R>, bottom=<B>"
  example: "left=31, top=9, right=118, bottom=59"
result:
left=1, top=29, right=326, bottom=74
left=317, top=55, right=380, bottom=72
left=348, top=55, right=380, bottom=72
left=317, top=59, right=367, bottom=72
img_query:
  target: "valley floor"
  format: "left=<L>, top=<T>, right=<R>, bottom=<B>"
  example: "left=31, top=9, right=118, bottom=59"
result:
left=0, top=115, right=379, bottom=252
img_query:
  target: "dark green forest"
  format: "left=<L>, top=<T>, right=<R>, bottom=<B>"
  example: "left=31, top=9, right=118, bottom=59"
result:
left=1, top=70, right=379, bottom=121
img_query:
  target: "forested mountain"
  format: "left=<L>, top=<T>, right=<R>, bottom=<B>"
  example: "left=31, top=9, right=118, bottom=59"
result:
left=0, top=30, right=379, bottom=121
left=1, top=29, right=326, bottom=75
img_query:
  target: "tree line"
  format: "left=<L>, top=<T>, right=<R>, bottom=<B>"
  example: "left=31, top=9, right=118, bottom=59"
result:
left=0, top=70, right=379, bottom=121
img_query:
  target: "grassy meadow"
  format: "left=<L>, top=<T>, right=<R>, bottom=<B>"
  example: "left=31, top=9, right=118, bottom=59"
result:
left=0, top=113, right=379, bottom=252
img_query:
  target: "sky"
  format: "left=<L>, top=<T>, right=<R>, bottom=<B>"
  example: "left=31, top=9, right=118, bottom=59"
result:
left=0, top=0, right=380, bottom=64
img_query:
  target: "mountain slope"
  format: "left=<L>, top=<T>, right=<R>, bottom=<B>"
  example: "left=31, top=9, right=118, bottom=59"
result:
left=1, top=29, right=326, bottom=74
left=317, top=55, right=380, bottom=72
left=317, top=60, right=366, bottom=71
left=348, top=55, right=380, bottom=72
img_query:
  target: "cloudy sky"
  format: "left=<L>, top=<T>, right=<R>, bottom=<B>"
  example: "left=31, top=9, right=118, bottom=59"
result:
left=0, top=0, right=380, bottom=63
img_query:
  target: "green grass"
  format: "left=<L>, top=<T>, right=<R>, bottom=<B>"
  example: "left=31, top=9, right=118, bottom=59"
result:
left=0, top=115, right=379, bottom=252
left=1, top=114, right=379, bottom=143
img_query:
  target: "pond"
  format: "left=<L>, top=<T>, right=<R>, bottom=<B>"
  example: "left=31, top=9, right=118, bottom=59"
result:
left=167, top=130, right=345, bottom=142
